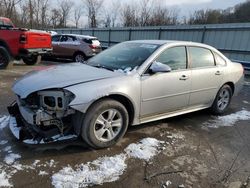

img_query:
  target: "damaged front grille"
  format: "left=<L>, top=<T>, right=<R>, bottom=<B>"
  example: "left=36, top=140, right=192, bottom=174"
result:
left=14, top=89, right=76, bottom=141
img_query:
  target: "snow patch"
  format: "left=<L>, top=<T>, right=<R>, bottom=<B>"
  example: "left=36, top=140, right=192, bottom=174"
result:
left=32, top=160, right=40, bottom=167
left=3, top=146, right=12, bottom=153
left=4, top=153, right=21, bottom=165
left=243, top=100, right=249, bottom=104
left=244, top=81, right=250, bottom=86
left=38, top=171, right=49, bottom=176
left=52, top=154, right=127, bottom=188
left=203, top=110, right=250, bottom=128
left=0, top=140, right=8, bottom=145
left=0, top=169, right=12, bottom=187
left=52, top=138, right=165, bottom=187
left=125, top=138, right=164, bottom=161
left=0, top=116, right=10, bottom=130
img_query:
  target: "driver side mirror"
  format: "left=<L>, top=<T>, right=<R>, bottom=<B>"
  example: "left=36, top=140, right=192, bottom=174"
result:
left=149, top=61, right=172, bottom=74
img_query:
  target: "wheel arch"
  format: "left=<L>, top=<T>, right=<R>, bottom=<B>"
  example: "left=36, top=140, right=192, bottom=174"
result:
left=73, top=50, right=86, bottom=58
left=0, top=40, right=11, bottom=56
left=223, top=82, right=235, bottom=95
left=90, top=94, right=135, bottom=126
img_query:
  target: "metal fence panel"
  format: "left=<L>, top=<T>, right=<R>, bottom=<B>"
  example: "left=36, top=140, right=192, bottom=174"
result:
left=54, top=23, right=250, bottom=70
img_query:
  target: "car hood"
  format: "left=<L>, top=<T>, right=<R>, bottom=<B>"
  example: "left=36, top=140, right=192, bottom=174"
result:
left=13, top=63, right=122, bottom=98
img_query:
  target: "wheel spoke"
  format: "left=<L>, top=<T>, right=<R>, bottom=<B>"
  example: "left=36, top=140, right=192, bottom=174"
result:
left=95, top=128, right=106, bottom=139
left=106, top=129, right=114, bottom=140
left=96, top=115, right=106, bottom=126
left=218, top=100, right=223, bottom=107
left=111, top=119, right=122, bottom=128
left=108, top=109, right=117, bottom=121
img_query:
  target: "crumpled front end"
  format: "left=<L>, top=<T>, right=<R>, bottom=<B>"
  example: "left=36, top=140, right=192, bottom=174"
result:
left=8, top=89, right=78, bottom=144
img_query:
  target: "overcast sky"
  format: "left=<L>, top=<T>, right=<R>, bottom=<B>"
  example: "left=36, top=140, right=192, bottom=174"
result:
left=71, top=0, right=246, bottom=27
left=173, top=0, right=246, bottom=16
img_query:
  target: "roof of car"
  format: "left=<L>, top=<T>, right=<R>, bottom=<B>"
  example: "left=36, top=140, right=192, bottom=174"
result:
left=126, top=40, right=216, bottom=50
left=61, top=34, right=97, bottom=39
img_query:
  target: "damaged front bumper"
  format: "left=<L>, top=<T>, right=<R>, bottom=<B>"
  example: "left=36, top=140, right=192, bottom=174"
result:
left=7, top=102, right=78, bottom=145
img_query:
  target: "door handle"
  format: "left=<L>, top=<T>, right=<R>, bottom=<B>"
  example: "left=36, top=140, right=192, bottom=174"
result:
left=215, top=71, right=221, bottom=75
left=179, top=75, right=189, bottom=80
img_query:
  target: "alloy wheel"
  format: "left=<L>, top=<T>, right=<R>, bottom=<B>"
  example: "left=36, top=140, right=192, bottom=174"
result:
left=94, top=109, right=123, bottom=142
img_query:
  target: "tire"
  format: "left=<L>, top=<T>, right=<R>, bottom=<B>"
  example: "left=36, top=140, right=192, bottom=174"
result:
left=22, top=55, right=40, bottom=65
left=0, top=47, right=10, bottom=69
left=81, top=99, right=129, bottom=149
left=211, top=84, right=232, bottom=115
left=73, top=52, right=86, bottom=63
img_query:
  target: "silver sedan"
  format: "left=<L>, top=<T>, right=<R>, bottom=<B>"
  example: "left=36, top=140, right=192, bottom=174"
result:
left=9, top=40, right=244, bottom=148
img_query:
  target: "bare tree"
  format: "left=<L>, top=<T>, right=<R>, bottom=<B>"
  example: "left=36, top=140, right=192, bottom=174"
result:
left=104, top=0, right=121, bottom=27
left=28, top=0, right=34, bottom=28
left=39, top=0, right=49, bottom=28
left=50, top=8, right=62, bottom=28
left=83, top=0, right=104, bottom=28
left=1, top=0, right=23, bottom=21
left=74, top=6, right=83, bottom=28
left=59, top=0, right=74, bottom=27
left=149, top=5, right=179, bottom=26
left=121, top=4, right=139, bottom=27
left=139, top=0, right=152, bottom=26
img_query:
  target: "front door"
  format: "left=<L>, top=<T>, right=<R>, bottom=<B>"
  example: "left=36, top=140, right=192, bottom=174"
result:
left=140, top=46, right=191, bottom=117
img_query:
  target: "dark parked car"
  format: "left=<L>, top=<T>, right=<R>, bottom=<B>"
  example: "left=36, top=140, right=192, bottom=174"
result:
left=50, top=34, right=102, bottom=62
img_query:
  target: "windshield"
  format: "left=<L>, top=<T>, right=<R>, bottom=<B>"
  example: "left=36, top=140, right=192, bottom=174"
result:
left=87, top=42, right=160, bottom=71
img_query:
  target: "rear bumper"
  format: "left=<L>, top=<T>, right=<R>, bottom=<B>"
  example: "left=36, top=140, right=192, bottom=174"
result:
left=7, top=102, right=77, bottom=145
left=234, top=74, right=244, bottom=96
left=19, top=48, right=53, bottom=57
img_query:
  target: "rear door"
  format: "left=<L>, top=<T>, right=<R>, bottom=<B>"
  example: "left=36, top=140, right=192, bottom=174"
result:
left=57, top=35, right=79, bottom=57
left=188, top=46, right=223, bottom=107
left=52, top=35, right=61, bottom=56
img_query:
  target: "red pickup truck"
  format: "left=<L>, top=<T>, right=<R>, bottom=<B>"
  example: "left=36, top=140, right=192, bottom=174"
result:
left=0, top=17, right=52, bottom=69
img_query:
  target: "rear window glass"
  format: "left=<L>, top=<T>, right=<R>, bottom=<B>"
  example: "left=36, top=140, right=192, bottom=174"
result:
left=214, top=53, right=226, bottom=66
left=52, top=35, right=61, bottom=42
left=189, top=47, right=215, bottom=68
left=0, top=19, right=13, bottom=27
left=83, top=38, right=99, bottom=44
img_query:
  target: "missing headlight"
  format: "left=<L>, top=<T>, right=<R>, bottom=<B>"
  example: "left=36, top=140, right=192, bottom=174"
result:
left=38, top=90, right=65, bottom=111
left=44, top=96, right=56, bottom=108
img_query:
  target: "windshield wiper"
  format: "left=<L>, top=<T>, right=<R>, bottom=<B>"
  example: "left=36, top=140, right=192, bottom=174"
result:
left=92, top=65, right=114, bottom=71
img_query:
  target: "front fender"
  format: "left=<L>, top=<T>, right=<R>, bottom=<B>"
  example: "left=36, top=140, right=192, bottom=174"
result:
left=65, top=75, right=141, bottom=124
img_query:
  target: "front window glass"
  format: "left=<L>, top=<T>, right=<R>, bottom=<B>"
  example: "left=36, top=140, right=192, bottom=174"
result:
left=156, top=46, right=187, bottom=71
left=52, top=35, right=61, bottom=42
left=87, top=42, right=160, bottom=71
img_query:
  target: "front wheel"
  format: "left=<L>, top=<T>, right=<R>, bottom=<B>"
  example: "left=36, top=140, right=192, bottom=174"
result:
left=211, top=84, right=232, bottom=115
left=22, top=55, right=40, bottom=65
left=81, top=99, right=129, bottom=149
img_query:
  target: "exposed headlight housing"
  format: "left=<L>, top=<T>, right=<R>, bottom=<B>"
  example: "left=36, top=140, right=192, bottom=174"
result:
left=38, top=90, right=75, bottom=111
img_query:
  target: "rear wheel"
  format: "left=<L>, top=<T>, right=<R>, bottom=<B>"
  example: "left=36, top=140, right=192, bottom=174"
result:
left=73, top=52, right=86, bottom=63
left=22, top=55, right=40, bottom=65
left=0, top=47, right=10, bottom=69
left=81, top=99, right=129, bottom=149
left=211, top=84, right=232, bottom=115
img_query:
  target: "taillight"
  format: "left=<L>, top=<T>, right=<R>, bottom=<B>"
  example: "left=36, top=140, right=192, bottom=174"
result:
left=20, top=34, right=27, bottom=44
left=241, top=64, right=245, bottom=75
left=89, top=44, right=98, bottom=49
